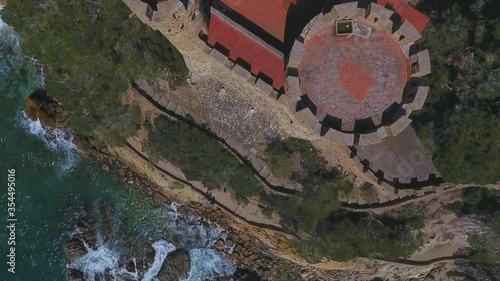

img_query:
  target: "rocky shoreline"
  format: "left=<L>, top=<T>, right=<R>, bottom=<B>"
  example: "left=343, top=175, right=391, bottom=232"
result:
left=24, top=91, right=350, bottom=280
left=23, top=80, right=500, bottom=281
left=72, top=149, right=348, bottom=281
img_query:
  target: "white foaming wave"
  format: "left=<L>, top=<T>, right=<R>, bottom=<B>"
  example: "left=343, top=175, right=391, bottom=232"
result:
left=16, top=111, right=79, bottom=173
left=154, top=203, right=229, bottom=249
left=141, top=240, right=176, bottom=281
left=139, top=203, right=236, bottom=280
left=184, top=248, right=236, bottom=281
left=0, top=21, right=21, bottom=52
left=68, top=241, right=139, bottom=281
left=0, top=4, right=5, bottom=28
left=68, top=242, right=118, bottom=281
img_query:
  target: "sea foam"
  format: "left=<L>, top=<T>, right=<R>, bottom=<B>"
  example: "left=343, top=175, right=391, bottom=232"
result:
left=185, top=248, right=236, bottom=281
left=68, top=241, right=140, bottom=281
left=16, top=111, right=79, bottom=173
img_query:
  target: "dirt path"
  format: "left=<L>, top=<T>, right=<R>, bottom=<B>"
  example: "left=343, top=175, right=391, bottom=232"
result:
left=109, top=143, right=359, bottom=270
left=121, top=76, right=485, bottom=269
left=344, top=183, right=500, bottom=214
left=117, top=86, right=465, bottom=273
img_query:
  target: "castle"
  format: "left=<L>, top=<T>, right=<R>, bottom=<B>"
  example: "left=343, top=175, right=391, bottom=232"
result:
left=134, top=0, right=440, bottom=189
left=202, top=0, right=431, bottom=144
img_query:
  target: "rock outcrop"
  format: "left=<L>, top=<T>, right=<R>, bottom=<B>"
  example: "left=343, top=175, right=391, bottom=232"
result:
left=64, top=237, right=87, bottom=281
left=63, top=238, right=87, bottom=264
left=24, top=89, right=67, bottom=129
left=158, top=249, right=191, bottom=281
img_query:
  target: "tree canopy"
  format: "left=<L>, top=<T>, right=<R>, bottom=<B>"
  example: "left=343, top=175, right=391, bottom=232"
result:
left=413, top=0, right=500, bottom=184
left=3, top=0, right=188, bottom=143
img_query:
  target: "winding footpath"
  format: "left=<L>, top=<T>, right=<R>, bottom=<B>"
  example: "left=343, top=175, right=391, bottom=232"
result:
left=343, top=183, right=500, bottom=213
left=123, top=81, right=500, bottom=270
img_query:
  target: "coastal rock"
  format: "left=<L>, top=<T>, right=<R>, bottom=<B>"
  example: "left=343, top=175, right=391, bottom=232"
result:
left=102, top=164, right=110, bottom=171
left=125, top=259, right=137, bottom=274
left=24, top=89, right=67, bottom=129
left=63, top=238, right=87, bottom=264
left=99, top=203, right=114, bottom=243
left=157, top=249, right=191, bottom=281
left=67, top=269, right=84, bottom=281
left=141, top=245, right=156, bottom=272
left=24, top=95, right=41, bottom=120
left=232, top=268, right=262, bottom=281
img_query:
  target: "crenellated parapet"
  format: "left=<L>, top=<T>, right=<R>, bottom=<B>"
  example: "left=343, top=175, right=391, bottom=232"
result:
left=286, top=1, right=432, bottom=146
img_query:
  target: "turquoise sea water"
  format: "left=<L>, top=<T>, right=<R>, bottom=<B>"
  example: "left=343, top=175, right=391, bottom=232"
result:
left=0, top=8, right=234, bottom=281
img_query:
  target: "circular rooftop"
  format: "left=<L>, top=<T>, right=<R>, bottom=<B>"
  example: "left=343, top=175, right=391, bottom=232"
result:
left=299, top=26, right=408, bottom=131
left=287, top=2, right=431, bottom=146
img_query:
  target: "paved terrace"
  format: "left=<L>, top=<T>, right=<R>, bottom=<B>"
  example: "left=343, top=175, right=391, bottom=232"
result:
left=299, top=26, right=408, bottom=131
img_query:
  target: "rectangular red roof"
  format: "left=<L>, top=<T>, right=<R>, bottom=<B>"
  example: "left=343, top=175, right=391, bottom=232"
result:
left=377, top=0, right=429, bottom=33
left=208, top=9, right=285, bottom=90
left=220, top=0, right=296, bottom=41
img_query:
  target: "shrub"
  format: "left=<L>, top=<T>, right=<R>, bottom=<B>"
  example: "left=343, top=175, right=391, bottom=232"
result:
left=449, top=187, right=500, bottom=216
left=295, top=211, right=422, bottom=262
left=468, top=233, right=500, bottom=263
left=360, top=185, right=378, bottom=204
left=262, top=139, right=421, bottom=262
left=394, top=205, right=427, bottom=230
left=265, top=138, right=324, bottom=180
left=144, top=116, right=263, bottom=201
left=173, top=182, right=184, bottom=190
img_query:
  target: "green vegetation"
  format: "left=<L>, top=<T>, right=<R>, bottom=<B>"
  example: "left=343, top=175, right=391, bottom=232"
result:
left=265, top=138, right=323, bottom=179
left=448, top=187, right=500, bottom=263
left=360, top=184, right=378, bottom=204
left=263, top=139, right=348, bottom=232
left=262, top=178, right=351, bottom=234
left=294, top=211, right=422, bottom=262
left=468, top=233, right=500, bottom=263
left=265, top=151, right=293, bottom=179
left=413, top=0, right=500, bottom=184
left=3, top=0, right=188, bottom=144
left=144, top=116, right=264, bottom=201
left=394, top=205, right=427, bottom=230
left=144, top=128, right=422, bottom=261
left=173, top=182, right=185, bottom=189
left=448, top=187, right=500, bottom=216
left=263, top=138, right=422, bottom=262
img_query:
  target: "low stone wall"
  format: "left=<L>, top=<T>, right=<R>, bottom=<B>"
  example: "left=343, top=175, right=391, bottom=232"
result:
left=348, top=126, right=442, bottom=190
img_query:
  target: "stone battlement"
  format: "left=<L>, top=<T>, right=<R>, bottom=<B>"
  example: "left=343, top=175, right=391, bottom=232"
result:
left=286, top=2, right=432, bottom=146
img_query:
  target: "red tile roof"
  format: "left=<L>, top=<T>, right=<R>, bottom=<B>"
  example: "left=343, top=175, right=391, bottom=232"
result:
left=377, top=0, right=429, bottom=33
left=220, top=0, right=296, bottom=41
left=208, top=11, right=285, bottom=89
